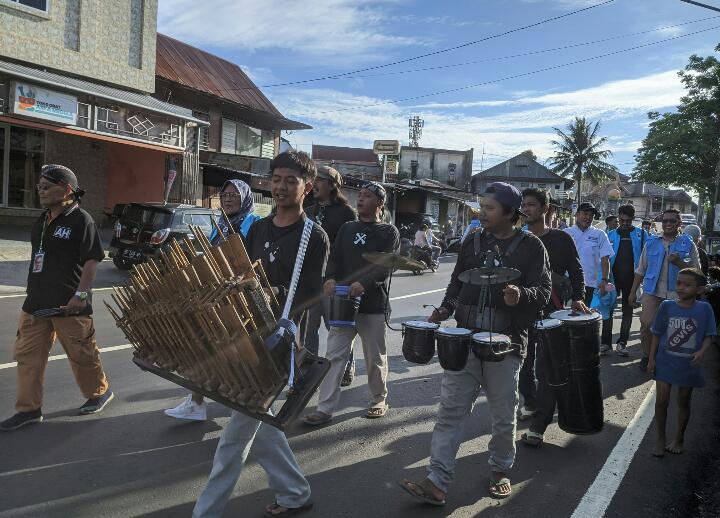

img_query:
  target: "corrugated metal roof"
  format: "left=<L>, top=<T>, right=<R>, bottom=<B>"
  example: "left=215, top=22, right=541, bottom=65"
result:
left=155, top=34, right=309, bottom=131
left=477, top=154, right=565, bottom=182
left=312, top=144, right=378, bottom=163
left=0, top=58, right=205, bottom=123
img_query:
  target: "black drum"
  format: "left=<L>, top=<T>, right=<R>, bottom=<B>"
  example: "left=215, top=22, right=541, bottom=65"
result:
left=471, top=332, right=512, bottom=362
left=534, top=319, right=568, bottom=387
left=402, top=321, right=438, bottom=364
left=550, top=309, right=604, bottom=435
left=435, top=327, right=472, bottom=371
left=328, top=285, right=361, bottom=328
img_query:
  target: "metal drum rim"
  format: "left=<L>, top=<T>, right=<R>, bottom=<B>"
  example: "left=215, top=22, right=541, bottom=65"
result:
left=437, top=327, right=473, bottom=336
left=403, top=320, right=440, bottom=330
left=471, top=332, right=511, bottom=343
left=535, top=318, right=563, bottom=329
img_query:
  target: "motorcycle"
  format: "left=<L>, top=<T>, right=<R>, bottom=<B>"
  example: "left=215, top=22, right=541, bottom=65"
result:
left=409, top=245, right=437, bottom=275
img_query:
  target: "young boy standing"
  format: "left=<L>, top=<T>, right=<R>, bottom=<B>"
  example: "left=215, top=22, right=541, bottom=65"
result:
left=647, top=268, right=717, bottom=457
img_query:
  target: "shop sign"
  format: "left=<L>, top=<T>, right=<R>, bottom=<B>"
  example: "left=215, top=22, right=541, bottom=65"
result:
left=10, top=81, right=77, bottom=125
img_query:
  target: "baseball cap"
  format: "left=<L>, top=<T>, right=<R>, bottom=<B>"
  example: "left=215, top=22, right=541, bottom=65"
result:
left=316, top=165, right=343, bottom=186
left=577, top=201, right=600, bottom=218
left=362, top=181, right=386, bottom=202
left=481, top=182, right=526, bottom=217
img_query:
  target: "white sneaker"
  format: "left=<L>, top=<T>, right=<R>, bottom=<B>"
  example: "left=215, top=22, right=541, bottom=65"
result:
left=518, top=405, right=535, bottom=420
left=164, top=395, right=207, bottom=421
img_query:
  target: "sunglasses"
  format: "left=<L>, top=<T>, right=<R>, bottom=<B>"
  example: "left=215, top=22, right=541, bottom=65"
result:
left=36, top=183, right=64, bottom=192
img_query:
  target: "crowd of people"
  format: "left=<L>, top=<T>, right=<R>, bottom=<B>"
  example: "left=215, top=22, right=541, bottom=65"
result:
left=0, top=152, right=718, bottom=516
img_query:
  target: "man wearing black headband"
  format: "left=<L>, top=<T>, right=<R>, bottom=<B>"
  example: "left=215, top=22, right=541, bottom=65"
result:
left=304, top=181, right=399, bottom=424
left=1, top=164, right=111, bottom=431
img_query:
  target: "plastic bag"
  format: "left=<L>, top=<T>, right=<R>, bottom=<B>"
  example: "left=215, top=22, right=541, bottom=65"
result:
left=591, top=283, right=618, bottom=320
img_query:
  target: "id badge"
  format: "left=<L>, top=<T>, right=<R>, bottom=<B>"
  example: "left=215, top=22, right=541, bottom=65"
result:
left=32, top=251, right=45, bottom=273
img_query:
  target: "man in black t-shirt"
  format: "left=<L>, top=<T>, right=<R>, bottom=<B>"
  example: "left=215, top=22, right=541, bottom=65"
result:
left=519, top=188, right=588, bottom=447
left=304, top=182, right=399, bottom=425
left=194, top=151, right=326, bottom=518
left=1, top=165, right=112, bottom=432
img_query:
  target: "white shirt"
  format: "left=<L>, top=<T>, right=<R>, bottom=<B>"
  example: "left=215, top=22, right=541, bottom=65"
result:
left=414, top=229, right=430, bottom=247
left=564, top=224, right=614, bottom=288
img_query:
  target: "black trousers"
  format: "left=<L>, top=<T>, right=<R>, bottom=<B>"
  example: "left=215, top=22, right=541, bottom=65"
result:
left=601, top=276, right=634, bottom=345
left=529, top=339, right=557, bottom=435
left=518, top=328, right=538, bottom=410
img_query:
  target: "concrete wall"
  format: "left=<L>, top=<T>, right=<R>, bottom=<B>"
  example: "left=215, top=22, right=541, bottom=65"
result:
left=0, top=0, right=158, bottom=92
left=399, top=148, right=471, bottom=187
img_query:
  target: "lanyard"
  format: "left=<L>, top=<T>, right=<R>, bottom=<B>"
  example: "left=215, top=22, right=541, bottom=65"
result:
left=38, top=212, right=50, bottom=252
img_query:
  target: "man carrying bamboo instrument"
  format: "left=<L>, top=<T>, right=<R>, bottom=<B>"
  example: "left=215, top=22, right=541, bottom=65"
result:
left=193, top=151, right=329, bottom=518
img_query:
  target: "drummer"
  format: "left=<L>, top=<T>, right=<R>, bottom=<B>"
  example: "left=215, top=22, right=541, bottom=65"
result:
left=519, top=188, right=590, bottom=447
left=303, top=181, right=400, bottom=425
left=399, top=181, right=551, bottom=503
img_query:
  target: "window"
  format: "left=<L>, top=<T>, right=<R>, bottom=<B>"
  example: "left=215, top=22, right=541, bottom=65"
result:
left=4, top=0, right=48, bottom=12
left=555, top=184, right=561, bottom=190
left=221, top=118, right=273, bottom=158
left=679, top=203, right=686, bottom=212
left=447, top=163, right=456, bottom=186
left=410, top=160, right=419, bottom=179
left=4, top=126, right=45, bottom=208
left=190, top=213, right=213, bottom=231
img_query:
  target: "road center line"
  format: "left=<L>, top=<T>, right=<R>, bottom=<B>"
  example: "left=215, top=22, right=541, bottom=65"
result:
left=571, top=384, right=657, bottom=518
left=0, top=343, right=133, bottom=370
left=0, top=286, right=445, bottom=370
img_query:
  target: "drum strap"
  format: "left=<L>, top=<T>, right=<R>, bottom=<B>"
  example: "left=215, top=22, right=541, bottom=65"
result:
left=473, top=229, right=527, bottom=263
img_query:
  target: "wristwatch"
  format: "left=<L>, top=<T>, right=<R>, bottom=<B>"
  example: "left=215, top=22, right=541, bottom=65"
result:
left=74, top=291, right=88, bottom=301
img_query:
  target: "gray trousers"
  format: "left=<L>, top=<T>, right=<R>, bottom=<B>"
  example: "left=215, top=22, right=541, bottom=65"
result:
left=316, top=313, right=388, bottom=415
left=427, top=353, right=523, bottom=493
left=193, top=411, right=311, bottom=518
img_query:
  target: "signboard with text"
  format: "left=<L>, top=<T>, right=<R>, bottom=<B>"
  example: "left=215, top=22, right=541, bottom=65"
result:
left=373, top=140, right=400, bottom=155
left=10, top=81, right=77, bottom=125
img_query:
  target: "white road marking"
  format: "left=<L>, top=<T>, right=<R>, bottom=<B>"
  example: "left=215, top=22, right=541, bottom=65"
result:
left=0, top=286, right=116, bottom=299
left=0, top=287, right=446, bottom=370
left=571, top=384, right=657, bottom=518
left=0, top=343, right=133, bottom=370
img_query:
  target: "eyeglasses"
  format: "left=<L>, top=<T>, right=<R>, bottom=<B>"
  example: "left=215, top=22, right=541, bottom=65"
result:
left=220, top=192, right=241, bottom=199
left=661, top=219, right=679, bottom=224
left=36, top=183, right=61, bottom=192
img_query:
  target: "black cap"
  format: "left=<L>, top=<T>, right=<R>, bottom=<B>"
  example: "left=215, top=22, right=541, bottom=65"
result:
left=577, top=201, right=600, bottom=218
left=40, top=164, right=85, bottom=199
left=363, top=181, right=386, bottom=202
left=481, top=182, right=526, bottom=216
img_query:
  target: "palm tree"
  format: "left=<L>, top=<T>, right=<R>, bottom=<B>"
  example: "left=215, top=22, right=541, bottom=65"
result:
left=550, top=117, right=618, bottom=205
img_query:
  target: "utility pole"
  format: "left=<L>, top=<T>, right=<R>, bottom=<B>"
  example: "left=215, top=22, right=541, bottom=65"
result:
left=408, top=116, right=424, bottom=148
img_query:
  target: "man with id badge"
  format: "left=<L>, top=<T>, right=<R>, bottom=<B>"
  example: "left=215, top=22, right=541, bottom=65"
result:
left=0, top=165, right=113, bottom=432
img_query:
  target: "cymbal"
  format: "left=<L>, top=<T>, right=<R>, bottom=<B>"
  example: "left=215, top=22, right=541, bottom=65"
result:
left=458, top=267, right=521, bottom=286
left=362, top=252, right=427, bottom=271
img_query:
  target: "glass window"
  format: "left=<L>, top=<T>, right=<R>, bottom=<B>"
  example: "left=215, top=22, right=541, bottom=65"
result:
left=190, top=213, right=213, bottom=230
left=8, top=126, right=44, bottom=208
left=8, top=0, right=48, bottom=11
left=236, top=123, right=262, bottom=157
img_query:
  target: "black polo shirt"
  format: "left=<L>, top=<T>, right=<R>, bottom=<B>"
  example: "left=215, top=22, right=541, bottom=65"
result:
left=23, top=204, right=105, bottom=315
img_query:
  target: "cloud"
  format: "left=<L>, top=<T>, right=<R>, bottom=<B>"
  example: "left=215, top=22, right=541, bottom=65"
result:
left=157, top=0, right=421, bottom=62
left=271, top=69, right=685, bottom=161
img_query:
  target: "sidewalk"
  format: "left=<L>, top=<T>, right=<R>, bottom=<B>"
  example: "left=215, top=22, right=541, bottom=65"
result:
left=0, top=225, right=124, bottom=294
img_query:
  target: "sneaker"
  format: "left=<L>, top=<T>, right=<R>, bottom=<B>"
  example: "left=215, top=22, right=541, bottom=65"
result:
left=600, top=343, right=612, bottom=355
left=164, top=394, right=207, bottom=421
left=616, top=342, right=630, bottom=357
left=341, top=360, right=355, bottom=387
left=79, top=390, right=114, bottom=415
left=639, top=356, right=649, bottom=372
left=0, top=409, right=43, bottom=431
left=518, top=406, right=535, bottom=421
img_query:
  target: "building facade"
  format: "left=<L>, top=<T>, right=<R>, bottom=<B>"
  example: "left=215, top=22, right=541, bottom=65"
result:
left=622, top=181, right=698, bottom=219
left=398, top=146, right=473, bottom=189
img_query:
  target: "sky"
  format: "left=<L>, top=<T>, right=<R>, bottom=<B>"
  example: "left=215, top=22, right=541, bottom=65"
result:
left=157, top=0, right=720, bottom=177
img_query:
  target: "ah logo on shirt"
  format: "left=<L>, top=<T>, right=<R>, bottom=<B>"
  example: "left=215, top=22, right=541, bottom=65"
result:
left=354, top=233, right=367, bottom=245
left=53, top=227, right=71, bottom=240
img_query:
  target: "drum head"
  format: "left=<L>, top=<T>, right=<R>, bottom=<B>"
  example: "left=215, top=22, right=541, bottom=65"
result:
left=472, top=332, right=510, bottom=344
left=404, top=320, right=439, bottom=330
left=437, top=327, right=473, bottom=337
left=535, top=318, right=563, bottom=330
left=550, top=309, right=601, bottom=324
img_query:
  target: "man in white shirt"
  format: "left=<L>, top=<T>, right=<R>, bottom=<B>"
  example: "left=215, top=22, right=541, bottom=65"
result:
left=414, top=223, right=440, bottom=263
left=564, top=201, right=614, bottom=307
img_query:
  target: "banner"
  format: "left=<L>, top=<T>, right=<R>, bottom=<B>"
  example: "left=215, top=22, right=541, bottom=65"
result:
left=11, top=81, right=77, bottom=125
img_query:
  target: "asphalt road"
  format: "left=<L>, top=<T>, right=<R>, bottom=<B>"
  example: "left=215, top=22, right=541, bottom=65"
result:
left=0, top=255, right=717, bottom=518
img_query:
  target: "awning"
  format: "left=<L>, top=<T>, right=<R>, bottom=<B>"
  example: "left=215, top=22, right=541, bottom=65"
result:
left=0, top=59, right=207, bottom=125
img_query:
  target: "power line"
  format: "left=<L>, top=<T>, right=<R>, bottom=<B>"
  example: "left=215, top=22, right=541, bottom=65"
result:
left=209, top=0, right=616, bottom=94
left=680, top=0, right=720, bottom=13
left=298, top=25, right=720, bottom=117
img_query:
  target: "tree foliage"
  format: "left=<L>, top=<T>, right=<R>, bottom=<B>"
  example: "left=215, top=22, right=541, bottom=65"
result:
left=550, top=117, right=617, bottom=203
left=635, top=46, right=720, bottom=219
left=520, top=149, right=537, bottom=161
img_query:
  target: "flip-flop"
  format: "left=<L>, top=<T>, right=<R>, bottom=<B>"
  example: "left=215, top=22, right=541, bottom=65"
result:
left=264, top=502, right=313, bottom=517
left=488, top=477, right=512, bottom=499
left=398, top=479, right=446, bottom=506
left=366, top=405, right=388, bottom=419
left=302, top=411, right=332, bottom=426
left=521, top=431, right=543, bottom=447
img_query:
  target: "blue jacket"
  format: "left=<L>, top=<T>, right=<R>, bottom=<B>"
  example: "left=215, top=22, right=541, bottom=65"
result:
left=642, top=233, right=694, bottom=295
left=209, top=212, right=261, bottom=243
left=607, top=227, right=649, bottom=270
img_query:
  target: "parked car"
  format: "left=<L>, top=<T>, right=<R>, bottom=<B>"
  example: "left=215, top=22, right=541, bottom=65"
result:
left=680, top=213, right=697, bottom=227
left=109, top=203, right=219, bottom=270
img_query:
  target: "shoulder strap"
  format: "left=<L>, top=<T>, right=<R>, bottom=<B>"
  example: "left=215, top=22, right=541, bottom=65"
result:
left=503, top=230, right=527, bottom=258
left=280, top=217, right=314, bottom=320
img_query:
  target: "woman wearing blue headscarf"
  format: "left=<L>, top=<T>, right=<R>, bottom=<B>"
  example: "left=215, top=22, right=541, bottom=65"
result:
left=210, top=179, right=262, bottom=243
left=166, top=178, right=261, bottom=421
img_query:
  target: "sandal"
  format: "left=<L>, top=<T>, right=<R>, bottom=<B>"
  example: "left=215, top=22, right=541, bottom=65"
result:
left=302, top=411, right=332, bottom=426
left=488, top=477, right=512, bottom=499
left=521, top=431, right=543, bottom=447
left=264, top=502, right=313, bottom=517
left=398, top=479, right=446, bottom=506
left=365, top=404, right=389, bottom=419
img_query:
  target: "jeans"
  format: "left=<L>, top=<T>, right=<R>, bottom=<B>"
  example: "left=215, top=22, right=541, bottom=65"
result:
left=518, top=329, right=537, bottom=410
left=317, top=313, right=388, bottom=415
left=601, top=277, right=634, bottom=345
left=193, top=411, right=311, bottom=518
left=430, top=245, right=441, bottom=261
left=427, top=354, right=523, bottom=492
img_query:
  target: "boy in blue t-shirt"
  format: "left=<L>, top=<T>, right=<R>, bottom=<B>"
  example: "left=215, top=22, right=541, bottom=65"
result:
left=647, top=268, right=717, bottom=457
